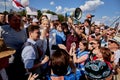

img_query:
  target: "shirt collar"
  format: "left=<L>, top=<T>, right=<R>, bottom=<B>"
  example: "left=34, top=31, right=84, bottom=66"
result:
left=27, top=38, right=36, bottom=45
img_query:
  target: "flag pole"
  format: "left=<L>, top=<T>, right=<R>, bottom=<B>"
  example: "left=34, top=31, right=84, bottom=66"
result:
left=4, top=0, right=6, bottom=12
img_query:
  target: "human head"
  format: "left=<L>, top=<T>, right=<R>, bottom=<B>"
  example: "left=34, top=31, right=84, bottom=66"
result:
left=28, top=25, right=40, bottom=41
left=0, top=38, right=16, bottom=58
left=79, top=40, right=88, bottom=51
left=108, top=39, right=119, bottom=50
left=85, top=60, right=111, bottom=79
left=41, top=19, right=50, bottom=29
left=61, top=22, right=69, bottom=33
left=95, top=27, right=100, bottom=35
left=86, top=14, right=95, bottom=19
left=0, top=13, right=4, bottom=24
left=90, top=26, right=95, bottom=32
left=54, top=21, right=63, bottom=32
left=39, top=15, right=48, bottom=24
left=84, top=19, right=91, bottom=27
left=99, top=47, right=112, bottom=62
left=89, top=39, right=101, bottom=50
left=8, top=13, right=21, bottom=30
left=51, top=49, right=75, bottom=76
left=22, top=16, right=27, bottom=23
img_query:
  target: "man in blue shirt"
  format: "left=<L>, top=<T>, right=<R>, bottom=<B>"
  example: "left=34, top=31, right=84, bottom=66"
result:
left=22, top=25, right=49, bottom=79
left=0, top=13, right=27, bottom=80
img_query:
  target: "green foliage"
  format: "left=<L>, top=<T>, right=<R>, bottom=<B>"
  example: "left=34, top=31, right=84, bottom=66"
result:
left=46, top=10, right=57, bottom=15
left=18, top=10, right=26, bottom=16
left=58, top=14, right=65, bottom=22
left=3, top=11, right=9, bottom=15
left=37, top=10, right=42, bottom=19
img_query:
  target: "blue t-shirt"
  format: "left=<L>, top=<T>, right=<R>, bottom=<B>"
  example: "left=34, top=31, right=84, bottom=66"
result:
left=47, top=68, right=81, bottom=80
left=76, top=49, right=88, bottom=70
left=51, top=29, right=66, bottom=44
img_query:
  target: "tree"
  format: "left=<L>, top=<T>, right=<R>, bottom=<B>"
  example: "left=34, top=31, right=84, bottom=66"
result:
left=58, top=14, right=65, bottom=22
left=18, top=9, right=26, bottom=16
left=3, top=11, right=9, bottom=15
left=37, top=10, right=42, bottom=19
left=46, top=10, right=57, bottom=15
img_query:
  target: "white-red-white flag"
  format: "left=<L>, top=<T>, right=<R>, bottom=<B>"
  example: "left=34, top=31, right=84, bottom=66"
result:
left=12, top=0, right=24, bottom=9
left=21, top=0, right=29, bottom=7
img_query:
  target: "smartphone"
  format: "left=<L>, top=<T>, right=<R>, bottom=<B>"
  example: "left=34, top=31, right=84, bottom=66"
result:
left=51, top=45, right=59, bottom=50
left=71, top=42, right=76, bottom=47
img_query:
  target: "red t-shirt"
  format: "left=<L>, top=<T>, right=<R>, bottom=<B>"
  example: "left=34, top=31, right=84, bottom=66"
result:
left=93, top=56, right=113, bottom=70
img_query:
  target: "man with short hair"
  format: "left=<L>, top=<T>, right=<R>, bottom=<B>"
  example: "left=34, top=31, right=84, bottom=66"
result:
left=0, top=13, right=27, bottom=80
left=0, top=13, right=4, bottom=26
left=22, top=25, right=49, bottom=79
left=108, top=39, right=120, bottom=65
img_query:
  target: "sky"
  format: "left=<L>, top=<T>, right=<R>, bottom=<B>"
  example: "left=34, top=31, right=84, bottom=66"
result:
left=0, top=0, right=120, bottom=26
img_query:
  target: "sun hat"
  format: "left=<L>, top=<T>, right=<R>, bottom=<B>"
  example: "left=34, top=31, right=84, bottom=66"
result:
left=108, top=36, right=120, bottom=46
left=0, top=38, right=16, bottom=58
left=84, top=60, right=112, bottom=79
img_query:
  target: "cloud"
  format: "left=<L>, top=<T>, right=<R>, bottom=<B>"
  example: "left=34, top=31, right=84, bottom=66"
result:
left=0, top=1, right=12, bottom=12
left=80, top=0, right=104, bottom=12
left=115, top=11, right=120, bottom=15
left=55, top=6, right=62, bottom=14
left=0, top=1, right=11, bottom=7
left=55, top=0, right=104, bottom=14
left=102, top=16, right=109, bottom=20
left=93, top=16, right=120, bottom=26
left=41, top=8, right=49, bottom=12
left=64, top=7, right=75, bottom=13
left=50, top=1, right=54, bottom=5
left=55, top=7, right=75, bottom=15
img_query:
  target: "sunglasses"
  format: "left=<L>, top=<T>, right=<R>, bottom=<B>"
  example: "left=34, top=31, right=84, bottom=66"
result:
left=89, top=42, right=97, bottom=45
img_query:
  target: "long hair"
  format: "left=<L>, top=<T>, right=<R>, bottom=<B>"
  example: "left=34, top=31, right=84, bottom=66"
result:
left=80, top=40, right=88, bottom=51
left=100, top=47, right=112, bottom=62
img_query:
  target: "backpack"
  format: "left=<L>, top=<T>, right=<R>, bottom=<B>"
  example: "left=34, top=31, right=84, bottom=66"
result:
left=22, top=42, right=43, bottom=62
left=22, top=42, right=49, bottom=79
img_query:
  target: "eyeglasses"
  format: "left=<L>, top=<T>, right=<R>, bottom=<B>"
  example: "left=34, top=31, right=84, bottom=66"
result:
left=89, top=42, right=97, bottom=45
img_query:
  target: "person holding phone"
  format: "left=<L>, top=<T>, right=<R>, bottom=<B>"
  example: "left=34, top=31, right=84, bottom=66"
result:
left=69, top=40, right=89, bottom=79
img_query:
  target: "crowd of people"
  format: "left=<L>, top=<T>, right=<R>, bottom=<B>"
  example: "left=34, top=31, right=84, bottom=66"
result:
left=0, top=12, right=120, bottom=80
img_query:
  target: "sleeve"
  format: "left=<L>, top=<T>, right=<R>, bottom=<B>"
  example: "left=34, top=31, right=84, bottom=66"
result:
left=0, top=26, right=3, bottom=38
left=24, top=59, right=34, bottom=69
left=21, top=46, right=36, bottom=69
left=62, top=32, right=66, bottom=41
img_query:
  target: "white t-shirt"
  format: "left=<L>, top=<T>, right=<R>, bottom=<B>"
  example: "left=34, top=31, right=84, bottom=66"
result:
left=114, top=49, right=120, bottom=64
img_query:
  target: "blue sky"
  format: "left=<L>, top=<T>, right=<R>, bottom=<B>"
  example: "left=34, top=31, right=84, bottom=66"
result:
left=0, top=0, right=120, bottom=26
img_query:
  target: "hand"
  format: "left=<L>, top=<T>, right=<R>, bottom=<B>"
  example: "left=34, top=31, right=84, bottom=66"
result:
left=72, top=53, right=76, bottom=56
left=41, top=55, right=49, bottom=64
left=69, top=46, right=76, bottom=56
left=71, top=42, right=76, bottom=51
left=28, top=73, right=39, bottom=80
left=58, top=44, right=67, bottom=50
left=68, top=17, right=73, bottom=24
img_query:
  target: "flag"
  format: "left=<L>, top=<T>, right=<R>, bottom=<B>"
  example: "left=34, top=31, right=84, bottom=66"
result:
left=12, top=0, right=24, bottom=9
left=26, top=7, right=37, bottom=15
left=21, top=0, right=29, bottom=7
left=115, top=22, right=119, bottom=29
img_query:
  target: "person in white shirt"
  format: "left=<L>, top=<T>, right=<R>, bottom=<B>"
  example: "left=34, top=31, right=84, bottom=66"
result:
left=108, top=39, right=120, bottom=65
